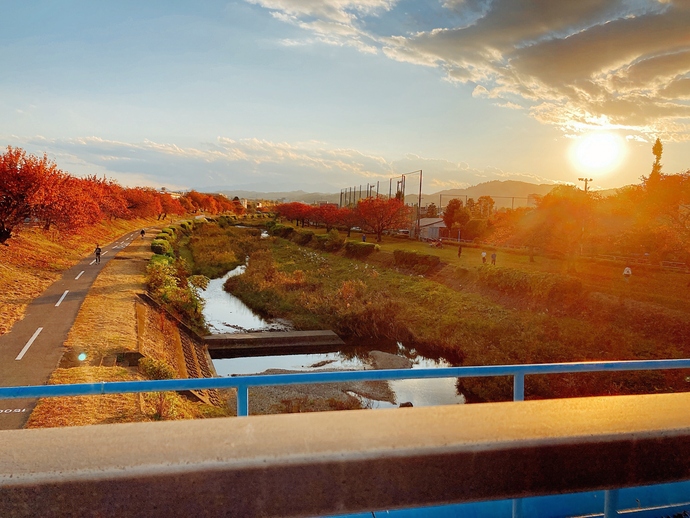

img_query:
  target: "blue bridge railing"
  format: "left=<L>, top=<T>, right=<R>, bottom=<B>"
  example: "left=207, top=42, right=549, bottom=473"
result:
left=2, top=358, right=690, bottom=416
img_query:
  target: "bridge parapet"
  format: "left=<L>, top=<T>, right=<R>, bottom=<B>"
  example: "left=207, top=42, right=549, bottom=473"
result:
left=2, top=392, right=690, bottom=517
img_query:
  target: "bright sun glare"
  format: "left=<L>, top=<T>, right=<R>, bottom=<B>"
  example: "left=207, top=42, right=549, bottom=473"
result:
left=570, top=132, right=626, bottom=175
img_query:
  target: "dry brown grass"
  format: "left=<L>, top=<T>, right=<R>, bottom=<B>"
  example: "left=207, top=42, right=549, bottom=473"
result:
left=64, top=232, right=152, bottom=358
left=25, top=367, right=146, bottom=428
left=25, top=224, right=231, bottom=428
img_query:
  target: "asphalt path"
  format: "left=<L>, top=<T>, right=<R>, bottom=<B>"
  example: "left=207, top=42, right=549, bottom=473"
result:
left=0, top=231, right=142, bottom=430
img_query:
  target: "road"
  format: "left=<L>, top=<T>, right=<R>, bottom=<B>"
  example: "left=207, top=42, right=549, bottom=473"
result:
left=0, top=231, right=142, bottom=430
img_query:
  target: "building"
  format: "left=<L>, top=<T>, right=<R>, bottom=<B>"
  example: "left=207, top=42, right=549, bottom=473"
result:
left=417, top=218, right=446, bottom=240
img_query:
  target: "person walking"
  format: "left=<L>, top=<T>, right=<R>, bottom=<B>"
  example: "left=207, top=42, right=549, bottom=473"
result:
left=140, top=229, right=146, bottom=238
left=94, top=244, right=102, bottom=264
left=481, top=251, right=487, bottom=264
left=491, top=252, right=496, bottom=265
left=623, top=266, right=632, bottom=281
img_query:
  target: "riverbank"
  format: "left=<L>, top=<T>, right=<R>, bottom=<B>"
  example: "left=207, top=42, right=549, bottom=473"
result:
left=220, top=223, right=690, bottom=403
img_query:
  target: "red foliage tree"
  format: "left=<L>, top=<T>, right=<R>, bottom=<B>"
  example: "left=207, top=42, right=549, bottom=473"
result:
left=355, top=197, right=411, bottom=242
left=159, top=193, right=185, bottom=220
left=122, top=188, right=163, bottom=219
left=85, top=176, right=130, bottom=220
left=276, top=202, right=311, bottom=226
left=313, top=204, right=340, bottom=231
left=0, top=147, right=68, bottom=244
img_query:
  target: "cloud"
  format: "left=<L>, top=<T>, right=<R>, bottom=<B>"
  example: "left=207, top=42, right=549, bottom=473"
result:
left=4, top=134, right=558, bottom=193
left=248, top=0, right=690, bottom=140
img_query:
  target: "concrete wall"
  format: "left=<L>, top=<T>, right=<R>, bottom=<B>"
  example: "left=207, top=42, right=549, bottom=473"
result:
left=2, top=392, right=690, bottom=517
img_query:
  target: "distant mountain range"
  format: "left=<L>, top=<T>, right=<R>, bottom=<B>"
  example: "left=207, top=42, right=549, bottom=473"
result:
left=218, top=180, right=619, bottom=209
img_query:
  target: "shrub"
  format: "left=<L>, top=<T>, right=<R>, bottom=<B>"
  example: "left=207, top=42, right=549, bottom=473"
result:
left=291, top=230, right=314, bottom=246
left=151, top=238, right=173, bottom=256
left=344, top=241, right=378, bottom=258
left=139, top=357, right=177, bottom=380
left=463, top=219, right=489, bottom=241
left=324, top=229, right=344, bottom=252
left=179, top=220, right=193, bottom=232
left=477, top=266, right=585, bottom=310
left=393, top=250, right=441, bottom=270
left=161, top=227, right=175, bottom=236
left=218, top=215, right=238, bottom=228
left=310, top=229, right=345, bottom=252
left=313, top=234, right=329, bottom=250
left=270, top=224, right=295, bottom=238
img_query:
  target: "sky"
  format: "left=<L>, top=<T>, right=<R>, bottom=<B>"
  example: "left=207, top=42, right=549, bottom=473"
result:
left=1, top=0, right=689, bottom=194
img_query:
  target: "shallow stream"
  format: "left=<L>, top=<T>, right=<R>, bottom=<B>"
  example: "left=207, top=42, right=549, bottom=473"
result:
left=201, top=265, right=465, bottom=408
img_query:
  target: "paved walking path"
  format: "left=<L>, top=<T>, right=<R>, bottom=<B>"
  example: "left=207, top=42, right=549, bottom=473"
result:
left=0, top=231, right=142, bottom=430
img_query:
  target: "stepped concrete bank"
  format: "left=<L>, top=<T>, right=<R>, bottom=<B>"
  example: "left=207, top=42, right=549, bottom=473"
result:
left=204, top=330, right=346, bottom=358
left=2, top=392, right=690, bottom=517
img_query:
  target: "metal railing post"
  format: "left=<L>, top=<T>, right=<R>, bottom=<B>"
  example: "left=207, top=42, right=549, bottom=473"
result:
left=237, top=385, right=249, bottom=417
left=512, top=498, right=523, bottom=518
left=604, top=489, right=619, bottom=517
left=513, top=372, right=525, bottom=401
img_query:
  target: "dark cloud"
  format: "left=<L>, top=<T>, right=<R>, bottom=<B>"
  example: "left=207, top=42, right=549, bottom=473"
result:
left=254, top=0, right=690, bottom=139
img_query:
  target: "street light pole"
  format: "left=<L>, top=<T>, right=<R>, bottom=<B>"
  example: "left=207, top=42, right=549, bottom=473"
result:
left=578, top=177, right=593, bottom=193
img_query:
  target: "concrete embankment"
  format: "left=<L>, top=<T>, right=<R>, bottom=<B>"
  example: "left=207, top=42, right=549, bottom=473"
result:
left=205, top=330, right=345, bottom=358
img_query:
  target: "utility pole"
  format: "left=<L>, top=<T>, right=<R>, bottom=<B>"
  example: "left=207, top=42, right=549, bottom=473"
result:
left=578, top=177, right=593, bottom=193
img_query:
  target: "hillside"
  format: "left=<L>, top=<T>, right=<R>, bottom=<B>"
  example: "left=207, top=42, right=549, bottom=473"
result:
left=220, top=180, right=559, bottom=208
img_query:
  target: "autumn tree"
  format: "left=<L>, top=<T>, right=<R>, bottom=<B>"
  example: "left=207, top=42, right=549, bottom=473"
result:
left=355, top=197, right=411, bottom=242
left=159, top=193, right=185, bottom=220
left=85, top=176, right=130, bottom=220
left=476, top=196, right=495, bottom=218
left=442, top=198, right=470, bottom=238
left=123, top=187, right=163, bottom=218
left=338, top=206, right=358, bottom=237
left=313, top=204, right=340, bottom=231
left=0, top=147, right=67, bottom=244
left=275, top=202, right=311, bottom=227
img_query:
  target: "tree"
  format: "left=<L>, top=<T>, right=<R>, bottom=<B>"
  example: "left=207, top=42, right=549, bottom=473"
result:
left=337, top=207, right=358, bottom=237
left=355, top=197, right=411, bottom=242
left=275, top=202, right=311, bottom=226
left=442, top=198, right=470, bottom=237
left=477, top=196, right=495, bottom=218
left=0, top=147, right=64, bottom=244
left=314, top=204, right=340, bottom=231
left=123, top=188, right=163, bottom=218
left=159, top=193, right=185, bottom=220
left=425, top=203, right=438, bottom=218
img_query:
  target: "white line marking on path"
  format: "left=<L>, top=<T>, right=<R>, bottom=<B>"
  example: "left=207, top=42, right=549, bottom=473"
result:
left=90, top=259, right=96, bottom=265
left=102, top=250, right=109, bottom=255
left=75, top=271, right=84, bottom=280
left=16, top=327, right=43, bottom=360
left=55, top=290, right=69, bottom=307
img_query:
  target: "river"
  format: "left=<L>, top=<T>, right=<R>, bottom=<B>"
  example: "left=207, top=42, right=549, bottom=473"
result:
left=201, top=266, right=465, bottom=408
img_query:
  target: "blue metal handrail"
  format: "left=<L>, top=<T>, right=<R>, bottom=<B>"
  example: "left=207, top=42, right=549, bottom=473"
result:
left=2, top=359, right=690, bottom=416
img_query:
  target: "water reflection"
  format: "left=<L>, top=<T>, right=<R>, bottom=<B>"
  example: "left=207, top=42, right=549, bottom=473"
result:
left=201, top=267, right=291, bottom=334
left=212, top=350, right=465, bottom=408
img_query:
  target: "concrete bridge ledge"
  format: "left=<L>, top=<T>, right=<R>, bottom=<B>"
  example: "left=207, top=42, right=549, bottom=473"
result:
left=2, top=392, right=690, bottom=517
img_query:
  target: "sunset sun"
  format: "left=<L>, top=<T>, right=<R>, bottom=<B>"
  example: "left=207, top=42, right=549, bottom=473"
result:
left=570, top=132, right=626, bottom=175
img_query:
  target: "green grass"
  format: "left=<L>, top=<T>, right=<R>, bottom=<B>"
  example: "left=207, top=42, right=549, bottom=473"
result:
left=219, top=233, right=690, bottom=402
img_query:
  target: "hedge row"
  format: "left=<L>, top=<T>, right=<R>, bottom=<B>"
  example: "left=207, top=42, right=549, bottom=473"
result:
left=393, top=250, right=441, bottom=273
left=344, top=241, right=378, bottom=258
